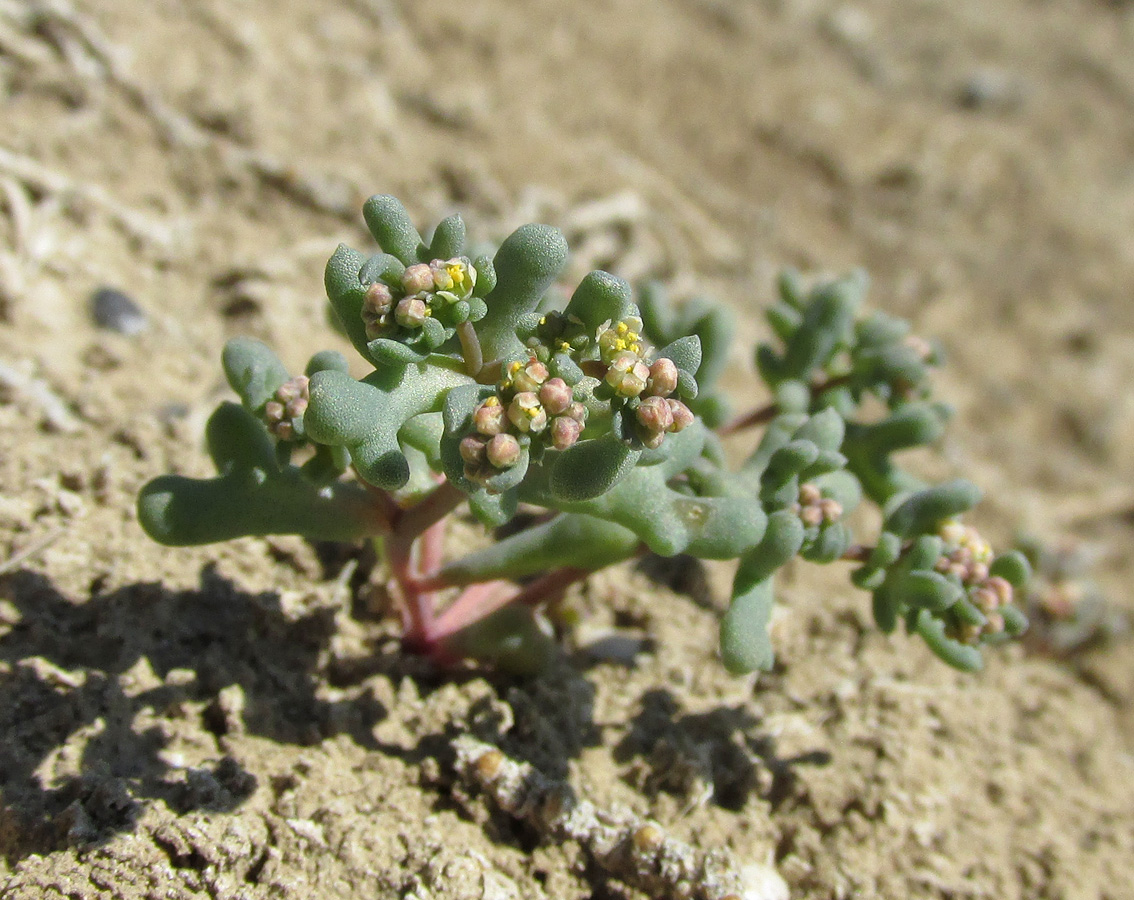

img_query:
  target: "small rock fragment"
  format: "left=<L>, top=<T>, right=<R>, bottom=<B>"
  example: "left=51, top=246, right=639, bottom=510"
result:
left=90, top=286, right=148, bottom=335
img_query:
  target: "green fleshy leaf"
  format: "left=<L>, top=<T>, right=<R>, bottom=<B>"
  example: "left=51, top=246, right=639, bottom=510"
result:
left=989, top=550, right=1031, bottom=588
left=476, top=224, right=569, bottom=362
left=367, top=338, right=430, bottom=366
left=563, top=270, right=635, bottom=331
left=439, top=513, right=640, bottom=584
left=441, top=605, right=556, bottom=675
left=792, top=407, right=845, bottom=453
left=899, top=570, right=964, bottom=611
left=915, top=609, right=983, bottom=671
left=362, top=194, right=424, bottom=266
left=306, top=349, right=351, bottom=377
left=549, top=436, right=640, bottom=502
left=428, top=214, right=466, bottom=259
left=222, top=338, right=290, bottom=412
left=734, top=509, right=806, bottom=584
left=884, top=479, right=982, bottom=538
left=206, top=402, right=276, bottom=474
left=358, top=252, right=405, bottom=287
left=720, top=576, right=775, bottom=674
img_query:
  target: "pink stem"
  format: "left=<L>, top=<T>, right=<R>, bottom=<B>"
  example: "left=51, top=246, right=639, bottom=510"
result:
left=431, top=580, right=519, bottom=640
left=431, top=566, right=591, bottom=643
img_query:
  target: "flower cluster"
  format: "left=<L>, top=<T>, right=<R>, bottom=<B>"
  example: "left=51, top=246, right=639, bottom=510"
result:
left=793, top=482, right=843, bottom=527
left=460, top=356, right=588, bottom=487
left=594, top=316, right=694, bottom=449
left=361, top=257, right=477, bottom=339
left=263, top=375, right=309, bottom=441
left=936, top=521, right=1017, bottom=644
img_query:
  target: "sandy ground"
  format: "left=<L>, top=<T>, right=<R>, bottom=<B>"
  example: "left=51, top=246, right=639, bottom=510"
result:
left=2, top=0, right=1134, bottom=897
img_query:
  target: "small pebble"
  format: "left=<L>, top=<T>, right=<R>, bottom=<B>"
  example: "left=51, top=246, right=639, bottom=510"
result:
left=90, top=286, right=148, bottom=335
left=958, top=68, right=1023, bottom=111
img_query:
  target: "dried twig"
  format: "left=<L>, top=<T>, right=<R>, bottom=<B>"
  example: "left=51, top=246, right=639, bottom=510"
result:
left=0, top=147, right=176, bottom=250
left=0, top=528, right=66, bottom=576
left=452, top=735, right=787, bottom=900
left=0, top=360, right=82, bottom=433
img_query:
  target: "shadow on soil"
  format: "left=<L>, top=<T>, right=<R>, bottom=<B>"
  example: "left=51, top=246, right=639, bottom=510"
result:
left=0, top=564, right=390, bottom=861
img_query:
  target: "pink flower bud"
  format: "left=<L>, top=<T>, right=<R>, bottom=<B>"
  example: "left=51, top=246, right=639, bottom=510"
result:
left=799, top=506, right=824, bottom=528
left=798, top=483, right=822, bottom=506
left=538, top=378, right=573, bottom=415
left=274, top=421, right=295, bottom=441
left=550, top=415, right=583, bottom=450
left=987, top=576, right=1013, bottom=607
left=402, top=264, right=434, bottom=294
left=473, top=399, right=506, bottom=436
left=819, top=498, right=843, bottom=523
left=395, top=295, right=428, bottom=328
left=486, top=433, right=522, bottom=468
left=635, top=395, right=674, bottom=433
left=459, top=435, right=487, bottom=465
left=640, top=430, right=666, bottom=450
left=971, top=586, right=998, bottom=613
left=285, top=397, right=308, bottom=419
left=646, top=357, right=679, bottom=397
left=264, top=400, right=284, bottom=423
left=364, top=281, right=394, bottom=316
left=566, top=401, right=587, bottom=422
left=667, top=399, right=694, bottom=432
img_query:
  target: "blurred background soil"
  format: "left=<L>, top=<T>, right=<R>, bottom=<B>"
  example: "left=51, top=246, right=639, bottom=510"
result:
left=2, top=0, right=1133, bottom=897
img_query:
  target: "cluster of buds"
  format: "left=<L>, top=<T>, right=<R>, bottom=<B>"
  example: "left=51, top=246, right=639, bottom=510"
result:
left=263, top=375, right=309, bottom=441
left=936, top=521, right=1015, bottom=643
left=629, top=357, right=694, bottom=449
left=360, top=257, right=476, bottom=338
left=460, top=356, right=588, bottom=487
left=792, top=482, right=843, bottom=527
left=594, top=317, right=694, bottom=448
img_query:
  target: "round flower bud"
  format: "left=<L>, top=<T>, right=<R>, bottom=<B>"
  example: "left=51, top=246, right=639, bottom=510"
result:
left=395, top=295, right=428, bottom=328
left=402, top=263, right=434, bottom=294
left=987, top=576, right=1013, bottom=606
left=486, top=433, right=522, bottom=468
left=539, top=378, right=573, bottom=415
left=798, top=483, right=822, bottom=506
left=277, top=375, right=309, bottom=404
left=970, top=586, right=998, bottom=613
left=508, top=392, right=548, bottom=433
left=646, top=357, right=679, bottom=397
left=667, top=399, right=695, bottom=432
left=636, top=395, right=674, bottom=433
left=819, top=497, right=843, bottom=523
left=605, top=351, right=650, bottom=398
left=550, top=415, right=583, bottom=450
left=285, top=396, right=308, bottom=419
left=513, top=359, right=549, bottom=394
left=363, top=281, right=394, bottom=316
left=459, top=435, right=487, bottom=465
left=566, top=401, right=587, bottom=422
left=473, top=398, right=507, bottom=436
left=264, top=400, right=285, bottom=423
left=799, top=505, right=824, bottom=528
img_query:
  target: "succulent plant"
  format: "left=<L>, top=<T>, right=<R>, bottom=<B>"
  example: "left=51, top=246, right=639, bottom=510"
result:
left=138, top=195, right=1030, bottom=674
